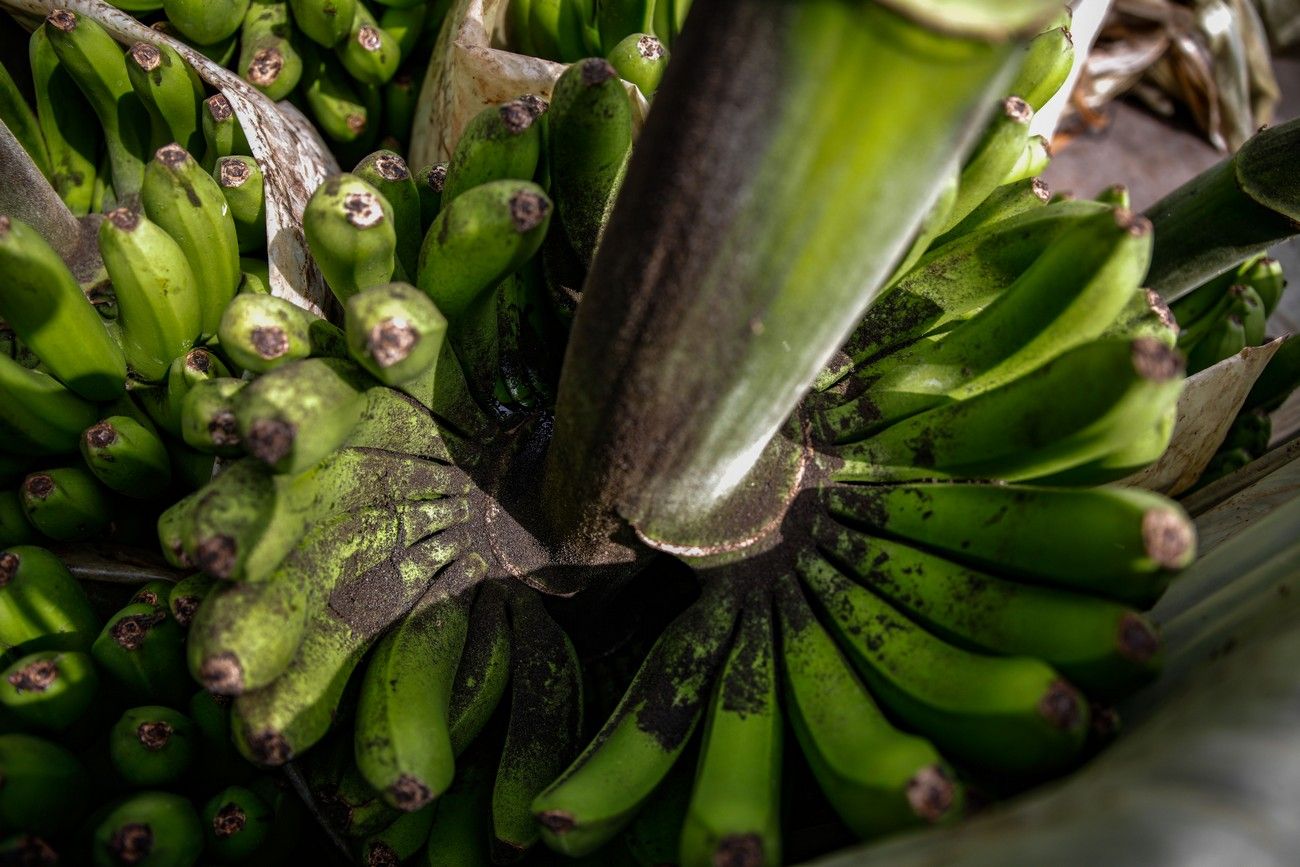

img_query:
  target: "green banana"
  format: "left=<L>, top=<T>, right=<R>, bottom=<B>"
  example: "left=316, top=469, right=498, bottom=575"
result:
left=303, top=50, right=374, bottom=143
left=91, top=791, right=203, bottom=867
left=291, top=0, right=358, bottom=46
left=1010, top=25, right=1075, bottom=112
left=19, top=468, right=113, bottom=542
left=0, top=546, right=98, bottom=655
left=0, top=215, right=126, bottom=400
left=0, top=354, right=99, bottom=456
left=354, top=581, right=471, bottom=810
left=821, top=482, right=1196, bottom=606
left=938, top=96, right=1034, bottom=234
left=339, top=2, right=401, bottom=85
left=1242, top=255, right=1285, bottom=315
left=679, top=597, right=782, bottom=867
left=1238, top=283, right=1267, bottom=347
left=416, top=179, right=552, bottom=322
left=813, top=517, right=1163, bottom=698
left=345, top=282, right=448, bottom=386
left=820, top=208, right=1153, bottom=441
left=549, top=57, right=631, bottom=265
left=798, top=551, right=1089, bottom=777
left=606, top=33, right=669, bottom=97
left=239, top=0, right=305, bottom=101
left=447, top=580, right=511, bottom=755
left=1028, top=401, right=1178, bottom=486
left=0, top=58, right=50, bottom=179
left=217, top=292, right=313, bottom=373
left=304, top=173, right=400, bottom=303
left=216, top=155, right=268, bottom=253
left=383, top=72, right=419, bottom=149
left=359, top=802, right=434, bottom=866
left=416, top=162, right=447, bottom=231
left=442, top=98, right=545, bottom=206
left=232, top=550, right=478, bottom=766
left=830, top=337, right=1186, bottom=483
left=167, top=572, right=215, bottom=628
left=98, top=206, right=203, bottom=381
left=532, top=584, right=740, bottom=857
left=91, top=600, right=190, bottom=706
left=162, top=0, right=252, bottom=45
left=318, top=762, right=401, bottom=837
left=141, top=143, right=242, bottom=337
left=624, top=756, right=693, bottom=867
left=1186, top=309, right=1247, bottom=374
left=423, top=746, right=493, bottom=866
left=0, top=492, right=35, bottom=548
left=596, top=0, right=654, bottom=56
left=1003, top=134, right=1052, bottom=184
left=180, top=377, right=247, bottom=456
left=109, top=705, right=196, bottom=786
left=0, top=734, right=88, bottom=835
left=234, top=357, right=372, bottom=474
left=529, top=0, right=582, bottom=61
left=126, top=41, right=205, bottom=156
left=1102, top=287, right=1179, bottom=347
left=774, top=574, right=959, bottom=839
left=202, top=93, right=253, bottom=169
left=240, top=257, right=273, bottom=294
left=0, top=650, right=98, bottom=731
left=203, top=786, right=274, bottom=862
left=29, top=26, right=100, bottom=217
left=81, top=415, right=173, bottom=498
left=379, top=3, right=429, bottom=56
left=354, top=150, right=422, bottom=278
left=491, top=589, right=584, bottom=859
left=932, top=175, right=1051, bottom=247
left=44, top=10, right=151, bottom=199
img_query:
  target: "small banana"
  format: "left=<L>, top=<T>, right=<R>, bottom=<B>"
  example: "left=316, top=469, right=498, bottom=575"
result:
left=28, top=26, right=100, bottom=216
left=126, top=41, right=205, bottom=156
left=19, top=467, right=113, bottom=542
left=607, top=33, right=669, bottom=97
left=355, top=150, right=422, bottom=278
left=91, top=791, right=203, bottom=867
left=162, top=0, right=252, bottom=46
left=0, top=354, right=100, bottom=456
left=167, top=572, right=216, bottom=628
left=416, top=162, right=448, bottom=232
left=91, top=599, right=190, bottom=707
left=81, top=415, right=173, bottom=498
left=218, top=292, right=313, bottom=373
left=239, top=0, right=305, bottom=100
left=338, top=1, right=401, bottom=85
left=180, top=377, right=247, bottom=456
left=442, top=98, right=545, bottom=206
left=0, top=546, right=99, bottom=655
left=109, top=705, right=197, bottom=786
left=1009, top=25, right=1075, bottom=112
left=291, top=0, right=358, bottom=47
left=0, top=55, right=50, bottom=177
left=202, top=93, right=252, bottom=169
left=305, top=173, right=400, bottom=303
left=216, top=156, right=268, bottom=253
left=202, top=786, right=274, bottom=862
left=345, top=282, right=448, bottom=386
left=0, top=650, right=98, bottom=731
left=447, top=580, right=512, bottom=755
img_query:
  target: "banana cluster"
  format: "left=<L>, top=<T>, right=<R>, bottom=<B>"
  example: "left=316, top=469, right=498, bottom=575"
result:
left=1172, top=254, right=1285, bottom=375
left=0, top=545, right=319, bottom=865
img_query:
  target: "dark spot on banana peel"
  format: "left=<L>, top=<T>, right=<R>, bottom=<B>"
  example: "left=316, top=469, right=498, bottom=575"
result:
left=250, top=325, right=290, bottom=360
left=129, top=42, right=162, bottom=72
left=110, top=823, right=154, bottom=865
left=46, top=10, right=77, bottom=32
left=358, top=24, right=383, bottom=52
left=86, top=421, right=119, bottom=450
left=197, top=535, right=239, bottom=580
left=186, top=348, right=213, bottom=374
left=0, top=552, right=18, bottom=586
left=137, top=720, right=173, bottom=751
left=1130, top=337, right=1183, bottom=382
left=200, top=652, right=245, bottom=694
left=172, top=595, right=201, bottom=627
left=368, top=317, right=418, bottom=367
left=344, top=192, right=385, bottom=229
left=247, top=419, right=297, bottom=465
left=1118, top=613, right=1160, bottom=662
left=347, top=113, right=368, bottom=135
left=510, top=192, right=550, bottom=233
left=518, top=93, right=548, bottom=119
left=218, top=158, right=252, bottom=189
left=112, top=611, right=165, bottom=650
left=23, top=474, right=55, bottom=500
left=209, top=411, right=241, bottom=447
left=715, top=833, right=764, bottom=867
left=368, top=842, right=400, bottom=867
left=906, top=764, right=956, bottom=822
left=637, top=35, right=665, bottom=59
left=212, top=803, right=247, bottom=838
left=156, top=143, right=189, bottom=169
left=134, top=589, right=160, bottom=606
left=374, top=153, right=409, bottom=182
left=1142, top=508, right=1194, bottom=569
left=536, top=810, right=577, bottom=833
left=7, top=658, right=58, bottom=693
left=579, top=58, right=617, bottom=87
left=247, top=729, right=292, bottom=765
left=248, top=48, right=285, bottom=86
left=426, top=164, right=447, bottom=193
left=1144, top=288, right=1178, bottom=335
left=1038, top=679, right=1083, bottom=730
left=389, top=774, right=433, bottom=811
left=207, top=94, right=235, bottom=123
left=499, top=101, right=535, bottom=135
left=1031, top=177, right=1051, bottom=201
left=1003, top=96, right=1032, bottom=124
left=108, top=207, right=140, bottom=232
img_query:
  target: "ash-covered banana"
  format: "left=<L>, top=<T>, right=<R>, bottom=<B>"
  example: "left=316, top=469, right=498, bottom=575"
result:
left=218, top=292, right=313, bottom=373
left=345, top=281, right=447, bottom=386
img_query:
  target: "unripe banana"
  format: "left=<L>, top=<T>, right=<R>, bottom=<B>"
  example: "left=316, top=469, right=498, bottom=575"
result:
left=0, top=215, right=126, bottom=400
left=81, top=415, right=173, bottom=499
left=215, top=156, right=268, bottom=253
left=416, top=162, right=447, bottom=232
left=1186, top=308, right=1247, bottom=374
left=181, top=377, right=247, bottom=455
left=135, top=346, right=231, bottom=437
left=679, top=598, right=782, bottom=867
left=822, top=482, right=1196, bottom=606
left=383, top=72, right=419, bottom=149
left=91, top=791, right=203, bottom=867
left=798, top=551, right=1089, bottom=777
left=0, top=546, right=99, bottom=655
left=0, top=492, right=36, bottom=548
left=1102, top=287, right=1179, bottom=348
left=596, top=0, right=654, bottom=56
left=0, top=354, right=100, bottom=457
left=0, top=650, right=98, bottom=731
left=529, top=0, right=583, bottom=61
left=126, top=41, right=205, bottom=156
left=932, top=175, right=1051, bottom=247
left=303, top=50, right=375, bottom=143
left=142, top=144, right=242, bottom=337
left=355, top=150, right=422, bottom=278
left=91, top=600, right=190, bottom=706
left=339, top=2, right=401, bottom=85
left=240, top=257, right=273, bottom=294
left=442, top=99, right=545, bottom=206
left=939, top=96, right=1034, bottom=234
left=423, top=747, right=493, bottom=865
left=239, top=0, right=305, bottom=101
left=359, top=802, right=435, bottom=866
left=1030, top=400, right=1178, bottom=486
left=218, top=292, right=313, bottom=373
left=305, top=173, right=400, bottom=303
left=1003, top=134, right=1052, bottom=184
left=98, top=206, right=203, bottom=381
left=417, top=179, right=552, bottom=322
left=202, top=93, right=252, bottom=169
left=532, top=586, right=740, bottom=857
left=20, top=468, right=112, bottom=542
left=167, top=572, right=215, bottom=629
left=447, top=580, right=511, bottom=755
left=202, top=786, right=273, bottom=862
left=549, top=58, right=631, bottom=265
left=109, top=705, right=196, bottom=787
left=1010, top=25, right=1075, bottom=112
left=43, top=10, right=151, bottom=198
left=28, top=26, right=99, bottom=217
left=607, top=33, right=669, bottom=97
left=292, top=0, right=358, bottom=46
left=507, top=0, right=537, bottom=55
left=1242, top=255, right=1285, bottom=315
left=0, top=56, right=51, bottom=178
left=775, top=575, right=959, bottom=840
left=163, top=0, right=252, bottom=45
left=345, top=282, right=447, bottom=385
left=0, top=734, right=88, bottom=835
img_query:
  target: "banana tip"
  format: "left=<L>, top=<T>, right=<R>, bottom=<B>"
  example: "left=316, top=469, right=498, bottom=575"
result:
left=171, top=595, right=201, bottom=628
left=250, top=325, right=290, bottom=360
left=357, top=24, right=384, bottom=52
left=46, top=10, right=77, bottom=31
left=107, top=208, right=140, bottom=232
left=637, top=34, right=666, bottom=59
left=343, top=192, right=386, bottom=229
left=218, top=158, right=253, bottom=189
left=129, top=42, right=162, bottom=72
left=367, top=842, right=399, bottom=867
left=246, top=419, right=297, bottom=466
left=1130, top=338, right=1184, bottom=382
left=8, top=658, right=58, bottom=693
left=111, top=611, right=165, bottom=651
left=373, top=153, right=410, bottom=182
left=197, top=535, right=239, bottom=580
left=246, top=729, right=292, bottom=766
left=109, top=823, right=153, bottom=864
left=156, top=143, right=190, bottom=168
left=0, top=552, right=17, bottom=586
left=389, top=774, right=434, bottom=811
left=200, top=653, right=245, bottom=695
left=579, top=58, right=618, bottom=87
left=500, top=101, right=538, bottom=135
left=206, top=94, right=235, bottom=123
left=23, top=473, right=56, bottom=500
left=715, top=834, right=766, bottom=867
left=906, top=764, right=957, bottom=823
left=248, top=48, right=285, bottom=87
left=209, top=411, right=241, bottom=448
left=86, top=421, right=119, bottom=450
left=509, top=192, right=551, bottom=233
left=1118, top=613, right=1161, bottom=663
left=536, top=809, right=577, bottom=833
left=0, top=215, right=11, bottom=235
left=1038, top=679, right=1084, bottom=731
left=1142, top=509, right=1195, bottom=569
left=368, top=318, right=419, bottom=368
left=212, top=802, right=247, bottom=838
left=137, top=720, right=174, bottom=751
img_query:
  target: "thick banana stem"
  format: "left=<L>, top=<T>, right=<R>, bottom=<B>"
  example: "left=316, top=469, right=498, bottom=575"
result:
left=540, top=0, right=1047, bottom=574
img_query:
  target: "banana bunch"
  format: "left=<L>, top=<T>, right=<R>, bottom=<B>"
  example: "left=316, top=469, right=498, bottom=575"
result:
left=0, top=544, right=321, bottom=865
left=1168, top=255, right=1287, bottom=375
